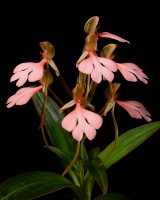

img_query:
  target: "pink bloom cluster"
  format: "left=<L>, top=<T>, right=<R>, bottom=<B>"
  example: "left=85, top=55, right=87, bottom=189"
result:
left=6, top=58, right=48, bottom=108
left=78, top=57, right=149, bottom=84
left=77, top=31, right=148, bottom=84
left=78, top=55, right=149, bottom=84
left=61, top=16, right=151, bottom=141
left=6, top=16, right=152, bottom=143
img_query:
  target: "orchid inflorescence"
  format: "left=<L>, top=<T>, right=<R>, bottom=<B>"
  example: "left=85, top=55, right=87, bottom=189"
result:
left=6, top=16, right=151, bottom=176
left=1, top=15, right=159, bottom=200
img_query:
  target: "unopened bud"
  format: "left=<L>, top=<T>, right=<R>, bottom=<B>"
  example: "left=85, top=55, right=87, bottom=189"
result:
left=84, top=16, right=99, bottom=34
left=40, top=41, right=55, bottom=59
left=100, top=44, right=117, bottom=59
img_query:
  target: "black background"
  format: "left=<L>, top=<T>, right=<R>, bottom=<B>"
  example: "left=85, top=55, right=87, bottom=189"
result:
left=0, top=2, right=160, bottom=200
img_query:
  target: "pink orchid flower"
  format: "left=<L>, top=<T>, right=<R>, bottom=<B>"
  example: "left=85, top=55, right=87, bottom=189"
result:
left=96, top=31, right=130, bottom=44
left=116, top=62, right=149, bottom=84
left=10, top=58, right=48, bottom=87
left=115, top=99, right=151, bottom=122
left=6, top=85, right=43, bottom=108
left=77, top=51, right=117, bottom=83
left=61, top=102, right=103, bottom=141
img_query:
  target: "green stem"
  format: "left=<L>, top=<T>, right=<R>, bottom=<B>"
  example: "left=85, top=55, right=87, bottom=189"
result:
left=62, top=141, right=80, bottom=177
left=39, top=63, right=50, bottom=146
left=99, top=103, right=118, bottom=166
left=57, top=75, right=73, bottom=98
left=48, top=86, right=64, bottom=107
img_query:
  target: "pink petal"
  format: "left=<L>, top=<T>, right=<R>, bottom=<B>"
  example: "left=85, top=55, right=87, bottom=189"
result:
left=97, top=57, right=117, bottom=72
left=121, top=63, right=142, bottom=71
left=6, top=101, right=15, bottom=108
left=76, top=103, right=97, bottom=140
left=72, top=125, right=84, bottom=141
left=10, top=71, right=25, bottom=82
left=16, top=88, right=40, bottom=105
left=138, top=108, right=152, bottom=122
left=97, top=32, right=130, bottom=44
left=90, top=53, right=116, bottom=83
left=28, top=67, right=44, bottom=82
left=117, top=63, right=149, bottom=84
left=61, top=103, right=101, bottom=141
left=6, top=86, right=42, bottom=108
left=117, top=63, right=138, bottom=82
left=10, top=71, right=28, bottom=87
left=13, top=58, right=47, bottom=73
left=6, top=88, right=30, bottom=105
left=124, top=100, right=145, bottom=108
left=82, top=109, right=103, bottom=129
left=134, top=71, right=148, bottom=84
left=91, top=68, right=102, bottom=83
left=123, top=106, right=142, bottom=119
left=13, top=62, right=36, bottom=73
left=61, top=111, right=77, bottom=132
left=100, top=66, right=115, bottom=82
left=11, top=58, right=47, bottom=87
left=126, top=101, right=151, bottom=121
left=84, top=124, right=96, bottom=140
left=77, top=112, right=97, bottom=140
left=116, top=100, right=151, bottom=122
left=78, top=58, right=93, bottom=74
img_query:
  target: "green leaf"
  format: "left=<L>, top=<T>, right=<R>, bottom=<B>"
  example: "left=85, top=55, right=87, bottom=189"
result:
left=85, top=157, right=108, bottom=195
left=47, top=146, right=77, bottom=168
left=98, top=121, right=160, bottom=169
left=81, top=171, right=94, bottom=200
left=89, top=147, right=100, bottom=159
left=0, top=171, right=75, bottom=200
left=94, top=193, right=130, bottom=200
left=32, top=91, right=76, bottom=159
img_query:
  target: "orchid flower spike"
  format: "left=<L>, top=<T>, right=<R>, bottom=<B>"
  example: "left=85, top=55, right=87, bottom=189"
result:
left=61, top=101, right=103, bottom=141
left=116, top=62, right=149, bottom=84
left=6, top=85, right=43, bottom=108
left=77, top=51, right=117, bottom=83
left=10, top=58, right=48, bottom=87
left=115, top=99, right=152, bottom=122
